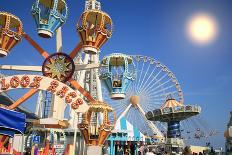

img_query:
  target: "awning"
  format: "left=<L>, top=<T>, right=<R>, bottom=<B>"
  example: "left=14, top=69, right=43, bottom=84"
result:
left=112, top=117, right=145, bottom=141
left=0, top=108, right=26, bottom=137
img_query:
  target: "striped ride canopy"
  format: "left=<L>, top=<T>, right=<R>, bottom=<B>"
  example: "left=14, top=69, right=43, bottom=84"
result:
left=113, top=117, right=145, bottom=142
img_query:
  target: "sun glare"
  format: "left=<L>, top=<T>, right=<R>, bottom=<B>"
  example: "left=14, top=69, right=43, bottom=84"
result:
left=187, top=13, right=218, bottom=45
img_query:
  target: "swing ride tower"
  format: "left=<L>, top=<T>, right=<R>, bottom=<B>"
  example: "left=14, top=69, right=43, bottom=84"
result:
left=146, top=98, right=201, bottom=154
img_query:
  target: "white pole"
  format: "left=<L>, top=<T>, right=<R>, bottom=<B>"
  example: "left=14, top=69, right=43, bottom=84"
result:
left=79, top=54, right=90, bottom=87
left=94, top=53, right=103, bottom=101
left=89, top=54, right=95, bottom=96
left=56, top=27, right=62, bottom=53
left=73, top=113, right=77, bottom=155
left=21, top=134, right=24, bottom=155
left=51, top=27, right=66, bottom=119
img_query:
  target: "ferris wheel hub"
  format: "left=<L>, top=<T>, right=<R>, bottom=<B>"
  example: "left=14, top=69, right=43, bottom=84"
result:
left=130, top=95, right=140, bottom=107
left=42, top=53, right=75, bottom=82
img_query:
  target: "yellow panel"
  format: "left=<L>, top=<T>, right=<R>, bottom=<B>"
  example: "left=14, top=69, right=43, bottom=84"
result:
left=2, top=35, right=10, bottom=49
left=7, top=39, right=17, bottom=50
left=0, top=14, right=6, bottom=26
left=39, top=0, right=53, bottom=8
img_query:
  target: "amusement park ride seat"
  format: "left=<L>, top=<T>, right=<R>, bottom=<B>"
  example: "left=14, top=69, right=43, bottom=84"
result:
left=113, top=79, right=122, bottom=88
left=32, top=0, right=68, bottom=38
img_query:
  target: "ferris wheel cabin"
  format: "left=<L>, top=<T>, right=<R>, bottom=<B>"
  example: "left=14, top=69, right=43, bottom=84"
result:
left=31, top=0, right=68, bottom=38
left=0, top=12, right=23, bottom=57
left=77, top=1, right=113, bottom=54
left=100, top=53, right=135, bottom=100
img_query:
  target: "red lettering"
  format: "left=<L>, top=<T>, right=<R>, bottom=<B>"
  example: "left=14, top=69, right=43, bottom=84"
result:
left=10, top=76, right=20, bottom=88
left=56, top=86, right=69, bottom=98
left=71, top=102, right=79, bottom=109
left=30, top=76, right=43, bottom=89
left=71, top=98, right=83, bottom=109
left=65, top=92, right=77, bottom=104
left=20, top=75, right=30, bottom=87
left=47, top=81, right=59, bottom=93
left=75, top=98, right=83, bottom=105
left=0, top=79, right=10, bottom=90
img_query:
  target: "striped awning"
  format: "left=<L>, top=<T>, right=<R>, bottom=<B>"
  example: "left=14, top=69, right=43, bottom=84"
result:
left=161, top=99, right=183, bottom=109
left=112, top=117, right=145, bottom=141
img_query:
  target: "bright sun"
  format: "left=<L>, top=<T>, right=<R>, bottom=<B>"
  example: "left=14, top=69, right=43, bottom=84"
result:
left=187, top=13, right=218, bottom=45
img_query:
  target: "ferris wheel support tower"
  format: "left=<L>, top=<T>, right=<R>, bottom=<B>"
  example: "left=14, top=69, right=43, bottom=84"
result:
left=50, top=27, right=66, bottom=120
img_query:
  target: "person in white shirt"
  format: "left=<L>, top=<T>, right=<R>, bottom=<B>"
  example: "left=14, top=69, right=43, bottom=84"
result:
left=145, top=148, right=155, bottom=155
left=145, top=152, right=155, bottom=155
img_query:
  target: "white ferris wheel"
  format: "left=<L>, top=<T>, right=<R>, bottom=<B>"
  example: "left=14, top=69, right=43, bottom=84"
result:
left=102, top=55, right=184, bottom=137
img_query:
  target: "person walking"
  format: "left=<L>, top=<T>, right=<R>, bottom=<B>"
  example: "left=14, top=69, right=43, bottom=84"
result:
left=116, top=145, right=124, bottom=155
left=145, top=148, right=155, bottom=155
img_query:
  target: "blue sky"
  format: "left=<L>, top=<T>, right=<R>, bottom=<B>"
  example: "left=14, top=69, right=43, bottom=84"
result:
left=1, top=0, right=232, bottom=148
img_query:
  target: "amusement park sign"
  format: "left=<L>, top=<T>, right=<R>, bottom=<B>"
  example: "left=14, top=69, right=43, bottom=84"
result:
left=0, top=75, right=89, bottom=112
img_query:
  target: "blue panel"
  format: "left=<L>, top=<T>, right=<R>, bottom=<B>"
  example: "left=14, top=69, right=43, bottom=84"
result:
left=104, top=79, right=113, bottom=92
left=0, top=128, right=15, bottom=137
left=31, top=0, right=68, bottom=37
left=167, top=121, right=181, bottom=138
left=0, top=108, right=26, bottom=134
left=120, top=117, right=127, bottom=130
left=133, top=126, right=140, bottom=141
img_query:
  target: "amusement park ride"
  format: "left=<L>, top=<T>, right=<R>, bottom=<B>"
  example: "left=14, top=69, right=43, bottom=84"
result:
left=0, top=0, right=115, bottom=154
left=146, top=98, right=201, bottom=154
left=0, top=0, right=216, bottom=154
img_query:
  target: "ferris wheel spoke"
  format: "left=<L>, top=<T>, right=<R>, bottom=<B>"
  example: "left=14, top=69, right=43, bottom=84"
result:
left=138, top=66, right=156, bottom=93
left=8, top=89, right=39, bottom=109
left=22, top=33, right=49, bottom=59
left=156, top=78, right=172, bottom=88
left=140, top=72, right=168, bottom=94
left=147, top=90, right=179, bottom=99
left=113, top=102, right=129, bottom=116
left=141, top=101, right=161, bottom=112
left=132, top=78, right=138, bottom=94
left=137, top=62, right=151, bottom=91
left=143, top=99, right=161, bottom=107
left=146, top=97, right=166, bottom=103
left=78, top=54, right=90, bottom=87
left=136, top=104, right=163, bottom=137
left=136, top=60, right=145, bottom=92
left=69, top=42, right=82, bottom=59
left=0, top=65, right=42, bottom=72
left=145, top=99, right=165, bottom=108
left=125, top=108, right=132, bottom=125
left=127, top=83, right=134, bottom=94
left=139, top=69, right=162, bottom=93
left=144, top=84, right=176, bottom=98
left=143, top=80, right=172, bottom=97
left=69, top=78, right=95, bottom=102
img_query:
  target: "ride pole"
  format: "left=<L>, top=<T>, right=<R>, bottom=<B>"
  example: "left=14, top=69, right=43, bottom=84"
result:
left=73, top=113, right=77, bottom=155
left=21, top=134, right=24, bottom=155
